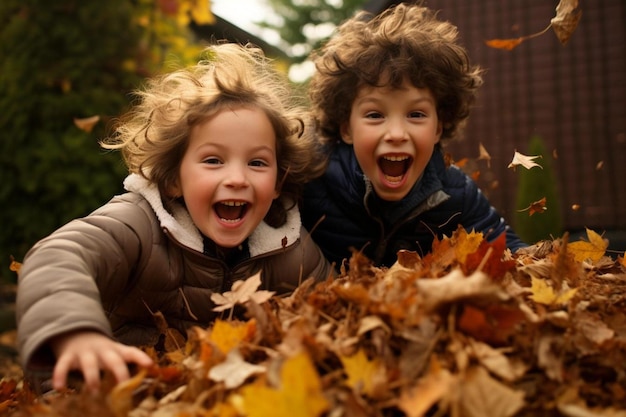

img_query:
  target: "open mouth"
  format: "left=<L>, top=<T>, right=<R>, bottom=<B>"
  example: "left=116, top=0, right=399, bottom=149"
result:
left=214, top=201, right=248, bottom=222
left=378, top=155, right=412, bottom=182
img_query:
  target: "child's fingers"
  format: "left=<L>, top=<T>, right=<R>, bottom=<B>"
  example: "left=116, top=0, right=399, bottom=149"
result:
left=78, top=352, right=101, bottom=393
left=52, top=353, right=74, bottom=391
left=122, top=346, right=154, bottom=368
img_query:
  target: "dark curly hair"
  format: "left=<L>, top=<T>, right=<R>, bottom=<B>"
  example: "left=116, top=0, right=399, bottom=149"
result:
left=309, top=3, right=483, bottom=146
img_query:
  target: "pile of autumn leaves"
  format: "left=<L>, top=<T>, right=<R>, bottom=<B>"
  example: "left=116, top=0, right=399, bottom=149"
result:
left=4, top=227, right=626, bottom=417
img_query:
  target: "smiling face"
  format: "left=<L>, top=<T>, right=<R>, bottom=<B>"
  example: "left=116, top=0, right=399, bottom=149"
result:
left=172, top=106, right=279, bottom=249
left=341, top=80, right=443, bottom=201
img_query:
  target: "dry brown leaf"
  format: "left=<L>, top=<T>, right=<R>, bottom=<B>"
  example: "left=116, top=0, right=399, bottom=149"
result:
left=459, top=366, right=525, bottom=417
left=508, top=151, right=543, bottom=170
left=208, top=349, right=265, bottom=389
left=551, top=0, right=582, bottom=44
left=211, top=272, right=275, bottom=312
left=518, top=197, right=548, bottom=216
left=73, top=115, right=100, bottom=133
left=398, top=361, right=456, bottom=417
left=477, top=143, right=491, bottom=168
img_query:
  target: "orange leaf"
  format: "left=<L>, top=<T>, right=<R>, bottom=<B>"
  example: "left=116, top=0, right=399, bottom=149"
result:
left=485, top=38, right=524, bottom=51
left=458, top=304, right=527, bottom=346
left=9, top=256, right=21, bottom=274
left=463, top=233, right=516, bottom=281
left=518, top=197, right=548, bottom=216
left=209, top=319, right=257, bottom=354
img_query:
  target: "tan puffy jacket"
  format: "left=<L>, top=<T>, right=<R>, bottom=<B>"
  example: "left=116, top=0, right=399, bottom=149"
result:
left=16, top=175, right=332, bottom=370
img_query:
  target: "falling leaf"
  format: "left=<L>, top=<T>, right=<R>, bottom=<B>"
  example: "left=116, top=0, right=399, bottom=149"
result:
left=9, top=256, right=21, bottom=274
left=485, top=38, right=524, bottom=51
left=571, top=204, right=580, bottom=211
left=73, top=115, right=100, bottom=133
left=239, top=352, right=329, bottom=417
left=568, top=228, right=608, bottom=263
left=551, top=0, right=582, bottom=44
left=530, top=276, right=577, bottom=305
left=211, top=272, right=275, bottom=312
left=507, top=151, right=543, bottom=170
left=595, top=161, right=604, bottom=170
left=339, top=348, right=384, bottom=396
left=518, top=197, right=548, bottom=216
left=208, top=349, right=265, bottom=389
left=478, top=143, right=491, bottom=168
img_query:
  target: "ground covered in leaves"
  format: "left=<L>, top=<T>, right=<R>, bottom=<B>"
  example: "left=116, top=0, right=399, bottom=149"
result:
left=2, top=227, right=626, bottom=417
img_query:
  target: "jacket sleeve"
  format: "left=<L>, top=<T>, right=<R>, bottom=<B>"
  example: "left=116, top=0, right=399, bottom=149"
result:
left=15, top=194, right=153, bottom=370
left=459, top=174, right=528, bottom=252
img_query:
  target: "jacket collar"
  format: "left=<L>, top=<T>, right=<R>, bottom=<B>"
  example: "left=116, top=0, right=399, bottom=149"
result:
left=123, top=174, right=301, bottom=256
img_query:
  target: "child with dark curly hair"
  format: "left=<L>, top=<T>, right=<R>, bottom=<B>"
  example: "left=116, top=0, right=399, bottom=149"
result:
left=301, top=3, right=526, bottom=269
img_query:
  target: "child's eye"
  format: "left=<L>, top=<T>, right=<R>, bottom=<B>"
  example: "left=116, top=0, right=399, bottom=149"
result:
left=365, top=111, right=383, bottom=119
left=408, top=111, right=427, bottom=118
left=202, top=157, right=222, bottom=165
left=249, top=159, right=269, bottom=167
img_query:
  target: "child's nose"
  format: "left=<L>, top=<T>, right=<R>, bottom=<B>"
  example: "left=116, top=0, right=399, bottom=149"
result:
left=224, top=165, right=249, bottom=188
left=384, top=119, right=409, bottom=142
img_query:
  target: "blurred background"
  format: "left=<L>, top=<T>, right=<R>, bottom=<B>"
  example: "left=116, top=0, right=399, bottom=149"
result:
left=1, top=0, right=624, bottom=332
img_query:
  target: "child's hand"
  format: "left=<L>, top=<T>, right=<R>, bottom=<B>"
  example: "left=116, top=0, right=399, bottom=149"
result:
left=50, top=330, right=154, bottom=393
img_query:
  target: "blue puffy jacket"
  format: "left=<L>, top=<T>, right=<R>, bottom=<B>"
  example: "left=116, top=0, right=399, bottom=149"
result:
left=301, top=142, right=527, bottom=268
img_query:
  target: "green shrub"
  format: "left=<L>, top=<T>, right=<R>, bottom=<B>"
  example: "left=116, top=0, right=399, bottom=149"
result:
left=0, top=0, right=143, bottom=282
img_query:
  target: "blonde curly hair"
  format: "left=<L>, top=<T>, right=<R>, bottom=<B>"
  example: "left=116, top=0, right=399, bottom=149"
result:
left=103, top=43, right=324, bottom=227
left=309, top=3, right=483, bottom=146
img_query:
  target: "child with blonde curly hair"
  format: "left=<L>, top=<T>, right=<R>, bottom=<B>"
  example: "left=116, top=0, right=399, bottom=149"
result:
left=302, top=3, right=526, bottom=269
left=17, top=43, right=332, bottom=392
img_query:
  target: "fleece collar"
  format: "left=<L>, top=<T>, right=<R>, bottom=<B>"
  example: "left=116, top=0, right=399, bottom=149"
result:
left=123, top=174, right=301, bottom=257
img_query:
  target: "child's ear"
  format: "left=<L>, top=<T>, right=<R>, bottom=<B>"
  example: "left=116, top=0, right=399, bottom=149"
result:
left=435, top=120, right=443, bottom=143
left=166, top=180, right=182, bottom=198
left=340, top=122, right=354, bottom=144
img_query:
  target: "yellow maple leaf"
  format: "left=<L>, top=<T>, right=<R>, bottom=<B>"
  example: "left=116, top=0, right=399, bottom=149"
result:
left=239, top=352, right=329, bottom=417
left=210, top=319, right=257, bottom=354
left=568, top=228, right=608, bottom=263
left=530, top=277, right=577, bottom=305
left=453, top=227, right=484, bottom=264
left=339, top=348, right=384, bottom=396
